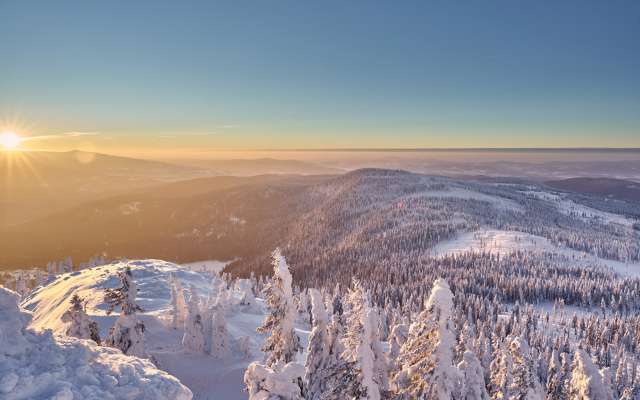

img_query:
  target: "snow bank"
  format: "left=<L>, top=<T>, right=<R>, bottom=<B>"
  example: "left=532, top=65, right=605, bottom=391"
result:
left=0, top=286, right=192, bottom=400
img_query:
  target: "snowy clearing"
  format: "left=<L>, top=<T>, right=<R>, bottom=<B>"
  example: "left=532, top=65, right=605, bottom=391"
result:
left=418, top=187, right=523, bottom=212
left=181, top=260, right=232, bottom=275
left=431, top=229, right=640, bottom=277
left=521, top=189, right=635, bottom=228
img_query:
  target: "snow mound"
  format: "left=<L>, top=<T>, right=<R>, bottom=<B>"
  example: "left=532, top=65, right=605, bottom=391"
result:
left=0, top=286, right=192, bottom=400
left=22, top=259, right=211, bottom=335
left=19, top=259, right=277, bottom=400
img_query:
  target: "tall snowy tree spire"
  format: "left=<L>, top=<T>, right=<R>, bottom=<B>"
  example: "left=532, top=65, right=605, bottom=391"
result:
left=305, top=288, right=330, bottom=399
left=169, top=273, right=188, bottom=329
left=328, top=281, right=384, bottom=400
left=256, top=248, right=302, bottom=368
left=393, top=278, right=460, bottom=400
left=182, top=285, right=205, bottom=353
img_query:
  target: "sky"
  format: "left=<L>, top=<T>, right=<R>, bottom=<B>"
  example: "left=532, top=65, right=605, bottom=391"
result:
left=1, top=0, right=639, bottom=156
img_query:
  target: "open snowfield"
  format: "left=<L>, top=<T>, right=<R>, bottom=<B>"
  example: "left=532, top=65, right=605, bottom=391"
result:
left=415, top=186, right=524, bottom=212
left=181, top=260, right=231, bottom=275
left=19, top=259, right=309, bottom=400
left=521, top=189, right=636, bottom=228
left=431, top=229, right=640, bottom=277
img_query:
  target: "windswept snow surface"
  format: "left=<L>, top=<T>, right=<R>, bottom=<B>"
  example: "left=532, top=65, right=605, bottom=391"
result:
left=20, top=259, right=308, bottom=400
left=0, top=286, right=192, bottom=400
left=432, top=229, right=640, bottom=277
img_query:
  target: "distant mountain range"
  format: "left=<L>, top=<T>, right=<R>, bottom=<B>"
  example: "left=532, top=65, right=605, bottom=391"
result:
left=0, top=150, right=342, bottom=227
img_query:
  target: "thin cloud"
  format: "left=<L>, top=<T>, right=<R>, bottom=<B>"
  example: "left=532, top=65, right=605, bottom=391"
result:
left=23, top=131, right=101, bottom=141
left=62, top=131, right=100, bottom=137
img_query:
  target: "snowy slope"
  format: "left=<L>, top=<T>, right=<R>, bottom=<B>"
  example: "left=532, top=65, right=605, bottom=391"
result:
left=20, top=259, right=308, bottom=400
left=432, top=229, right=640, bottom=277
left=0, top=286, right=192, bottom=400
left=22, top=260, right=211, bottom=335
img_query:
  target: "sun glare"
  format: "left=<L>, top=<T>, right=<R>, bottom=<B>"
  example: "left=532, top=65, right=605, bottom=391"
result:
left=0, top=131, right=22, bottom=150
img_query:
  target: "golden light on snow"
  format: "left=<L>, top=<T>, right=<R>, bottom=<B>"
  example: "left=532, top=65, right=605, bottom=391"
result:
left=0, top=131, right=22, bottom=150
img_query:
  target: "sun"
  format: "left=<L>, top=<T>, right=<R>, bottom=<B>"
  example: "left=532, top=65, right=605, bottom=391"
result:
left=0, top=131, right=22, bottom=150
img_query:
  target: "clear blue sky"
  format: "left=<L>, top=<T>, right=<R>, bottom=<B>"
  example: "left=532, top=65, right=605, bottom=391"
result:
left=1, top=0, right=639, bottom=153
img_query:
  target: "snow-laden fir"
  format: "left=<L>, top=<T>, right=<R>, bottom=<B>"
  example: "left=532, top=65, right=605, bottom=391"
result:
left=8, top=248, right=640, bottom=399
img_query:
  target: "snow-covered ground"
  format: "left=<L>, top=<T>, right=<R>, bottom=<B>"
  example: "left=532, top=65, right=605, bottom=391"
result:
left=1, top=286, right=192, bottom=400
left=19, top=259, right=308, bottom=400
left=521, top=189, right=636, bottom=228
left=415, top=186, right=523, bottom=212
left=181, top=260, right=231, bottom=275
left=431, top=229, right=640, bottom=277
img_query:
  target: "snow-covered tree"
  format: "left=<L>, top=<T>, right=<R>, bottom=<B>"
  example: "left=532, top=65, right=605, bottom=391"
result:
left=182, top=285, right=205, bottom=353
left=388, top=323, right=408, bottom=363
left=104, top=267, right=146, bottom=357
left=458, top=349, right=490, bottom=400
left=315, top=311, right=348, bottom=400
left=569, top=348, right=614, bottom=400
left=236, top=278, right=257, bottom=308
left=369, top=307, right=390, bottom=393
left=305, top=288, right=330, bottom=399
left=256, top=249, right=302, bottom=367
left=244, top=362, right=305, bottom=400
left=329, top=281, right=383, bottom=400
left=394, top=278, right=460, bottom=399
left=245, top=249, right=305, bottom=399
left=169, top=273, right=188, bottom=329
left=546, top=349, right=564, bottom=399
left=210, top=307, right=230, bottom=359
left=509, top=337, right=544, bottom=400
left=490, top=343, right=514, bottom=399
left=61, top=294, right=101, bottom=344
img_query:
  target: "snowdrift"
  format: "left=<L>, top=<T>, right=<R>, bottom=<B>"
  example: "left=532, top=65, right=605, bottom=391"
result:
left=19, top=259, right=276, bottom=400
left=22, top=259, right=212, bottom=335
left=0, top=286, right=193, bottom=400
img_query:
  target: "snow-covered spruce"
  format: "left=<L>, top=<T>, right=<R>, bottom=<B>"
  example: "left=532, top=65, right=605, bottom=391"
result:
left=210, top=307, right=230, bottom=359
left=569, top=348, right=615, bottom=400
left=304, top=288, right=330, bottom=399
left=182, top=285, right=205, bottom=353
left=244, top=249, right=304, bottom=400
left=457, top=350, right=490, bottom=400
left=104, top=267, right=147, bottom=358
left=329, top=281, right=386, bottom=400
left=170, top=273, right=188, bottom=329
left=60, top=293, right=101, bottom=344
left=0, top=286, right=192, bottom=400
left=393, top=278, right=460, bottom=399
left=244, top=362, right=305, bottom=400
left=256, top=248, right=302, bottom=367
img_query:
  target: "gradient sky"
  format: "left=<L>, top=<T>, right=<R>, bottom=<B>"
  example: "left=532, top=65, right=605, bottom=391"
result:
left=1, top=0, right=639, bottom=155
